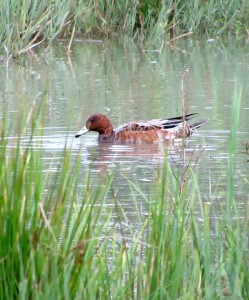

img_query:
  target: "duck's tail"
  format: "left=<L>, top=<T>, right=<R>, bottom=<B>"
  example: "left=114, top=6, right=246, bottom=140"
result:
left=169, top=118, right=208, bottom=139
left=189, top=119, right=209, bottom=131
left=183, top=119, right=208, bottom=138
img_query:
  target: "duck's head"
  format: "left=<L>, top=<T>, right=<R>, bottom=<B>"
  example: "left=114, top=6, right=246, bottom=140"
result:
left=75, top=113, right=113, bottom=138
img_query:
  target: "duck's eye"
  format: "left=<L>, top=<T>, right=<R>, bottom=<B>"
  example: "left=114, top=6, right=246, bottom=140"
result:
left=89, top=116, right=96, bottom=122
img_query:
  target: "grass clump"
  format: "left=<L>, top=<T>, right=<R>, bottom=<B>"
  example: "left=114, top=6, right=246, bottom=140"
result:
left=0, top=105, right=112, bottom=299
left=0, top=0, right=249, bottom=57
left=0, top=100, right=249, bottom=299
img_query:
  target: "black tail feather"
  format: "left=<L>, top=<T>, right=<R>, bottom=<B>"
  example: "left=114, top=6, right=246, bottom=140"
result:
left=190, top=119, right=209, bottom=130
left=167, top=113, right=198, bottom=121
left=162, top=113, right=199, bottom=129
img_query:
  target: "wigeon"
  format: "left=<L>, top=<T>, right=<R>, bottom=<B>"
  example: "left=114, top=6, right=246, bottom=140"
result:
left=75, top=113, right=208, bottom=143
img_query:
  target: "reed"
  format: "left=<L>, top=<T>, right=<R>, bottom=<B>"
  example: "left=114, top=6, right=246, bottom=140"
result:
left=0, top=0, right=248, bottom=57
left=0, top=95, right=248, bottom=299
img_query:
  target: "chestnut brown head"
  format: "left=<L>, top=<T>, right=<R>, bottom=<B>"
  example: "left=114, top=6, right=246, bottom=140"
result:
left=75, top=113, right=113, bottom=138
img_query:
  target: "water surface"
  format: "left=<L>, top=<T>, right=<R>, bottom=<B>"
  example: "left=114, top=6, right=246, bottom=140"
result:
left=1, top=38, right=248, bottom=226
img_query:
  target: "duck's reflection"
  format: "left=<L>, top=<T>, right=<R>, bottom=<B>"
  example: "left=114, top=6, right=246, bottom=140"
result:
left=78, top=139, right=206, bottom=176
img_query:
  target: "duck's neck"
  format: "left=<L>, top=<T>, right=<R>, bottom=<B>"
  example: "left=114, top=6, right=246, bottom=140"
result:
left=98, top=131, right=114, bottom=143
left=94, top=115, right=114, bottom=142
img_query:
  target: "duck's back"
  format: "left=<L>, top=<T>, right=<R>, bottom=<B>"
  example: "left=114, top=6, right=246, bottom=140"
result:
left=114, top=121, right=171, bottom=143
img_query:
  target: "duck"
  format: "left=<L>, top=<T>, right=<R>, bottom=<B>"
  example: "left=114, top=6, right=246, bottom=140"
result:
left=75, top=113, right=208, bottom=143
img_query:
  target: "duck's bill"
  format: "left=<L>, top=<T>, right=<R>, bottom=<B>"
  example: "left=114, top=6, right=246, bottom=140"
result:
left=75, top=126, right=89, bottom=138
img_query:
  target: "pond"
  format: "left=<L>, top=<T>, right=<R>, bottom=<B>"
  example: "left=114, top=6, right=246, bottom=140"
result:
left=0, top=38, right=248, bottom=225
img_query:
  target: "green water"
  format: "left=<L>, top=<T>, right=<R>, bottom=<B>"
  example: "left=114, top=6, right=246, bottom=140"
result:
left=0, top=38, right=248, bottom=220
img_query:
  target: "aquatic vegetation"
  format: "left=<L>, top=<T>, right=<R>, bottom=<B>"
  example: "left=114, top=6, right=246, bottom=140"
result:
left=0, top=0, right=248, bottom=57
left=0, top=97, right=248, bottom=299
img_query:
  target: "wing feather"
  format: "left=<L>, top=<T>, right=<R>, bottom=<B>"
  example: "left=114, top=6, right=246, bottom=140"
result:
left=115, top=113, right=197, bottom=133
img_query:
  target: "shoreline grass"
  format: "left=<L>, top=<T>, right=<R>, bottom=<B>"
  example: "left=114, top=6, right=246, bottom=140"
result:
left=0, top=95, right=248, bottom=299
left=0, top=0, right=249, bottom=57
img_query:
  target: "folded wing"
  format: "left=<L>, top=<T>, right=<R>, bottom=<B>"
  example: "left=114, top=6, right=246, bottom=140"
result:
left=115, top=113, right=198, bottom=133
